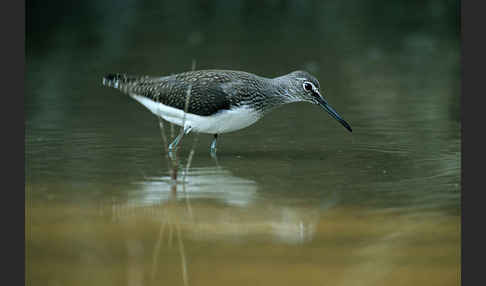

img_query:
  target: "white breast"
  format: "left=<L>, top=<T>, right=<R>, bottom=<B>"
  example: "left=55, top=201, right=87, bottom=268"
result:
left=130, top=95, right=262, bottom=134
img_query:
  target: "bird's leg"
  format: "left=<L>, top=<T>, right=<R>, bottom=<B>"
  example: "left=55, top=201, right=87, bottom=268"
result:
left=169, top=126, right=192, bottom=153
left=210, top=134, right=218, bottom=157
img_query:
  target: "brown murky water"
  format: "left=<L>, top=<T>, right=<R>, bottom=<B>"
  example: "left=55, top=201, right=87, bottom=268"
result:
left=26, top=195, right=459, bottom=286
left=26, top=2, right=460, bottom=285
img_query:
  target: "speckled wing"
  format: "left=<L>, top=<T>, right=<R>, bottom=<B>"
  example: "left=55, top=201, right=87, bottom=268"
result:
left=103, top=72, right=232, bottom=116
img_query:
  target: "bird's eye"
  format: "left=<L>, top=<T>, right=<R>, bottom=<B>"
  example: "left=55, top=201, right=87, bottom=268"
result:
left=303, top=82, right=313, bottom=92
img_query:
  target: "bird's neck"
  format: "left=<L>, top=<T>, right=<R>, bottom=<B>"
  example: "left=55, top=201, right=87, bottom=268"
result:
left=260, top=77, right=300, bottom=112
left=236, top=76, right=298, bottom=115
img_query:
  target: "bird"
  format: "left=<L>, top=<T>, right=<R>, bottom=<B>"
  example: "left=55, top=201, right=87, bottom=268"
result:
left=102, top=69, right=352, bottom=155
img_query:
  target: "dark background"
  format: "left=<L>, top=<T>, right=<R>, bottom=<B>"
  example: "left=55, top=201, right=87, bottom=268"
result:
left=26, top=0, right=460, bottom=72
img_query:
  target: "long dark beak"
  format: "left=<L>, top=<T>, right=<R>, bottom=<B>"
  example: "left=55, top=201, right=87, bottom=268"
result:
left=315, top=94, right=352, bottom=132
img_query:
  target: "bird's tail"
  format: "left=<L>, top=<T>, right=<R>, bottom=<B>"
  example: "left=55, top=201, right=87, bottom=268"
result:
left=102, top=73, right=144, bottom=90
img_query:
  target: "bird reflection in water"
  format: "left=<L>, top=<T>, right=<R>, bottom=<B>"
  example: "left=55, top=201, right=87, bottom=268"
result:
left=106, top=162, right=322, bottom=286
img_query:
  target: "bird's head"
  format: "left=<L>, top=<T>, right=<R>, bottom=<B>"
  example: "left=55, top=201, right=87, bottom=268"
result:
left=280, top=70, right=352, bottom=133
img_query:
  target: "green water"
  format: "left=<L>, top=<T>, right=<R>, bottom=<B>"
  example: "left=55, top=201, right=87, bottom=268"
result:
left=26, top=1, right=460, bottom=285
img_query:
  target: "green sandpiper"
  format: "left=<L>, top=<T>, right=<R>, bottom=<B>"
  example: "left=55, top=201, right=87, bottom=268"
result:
left=102, top=69, right=352, bottom=155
